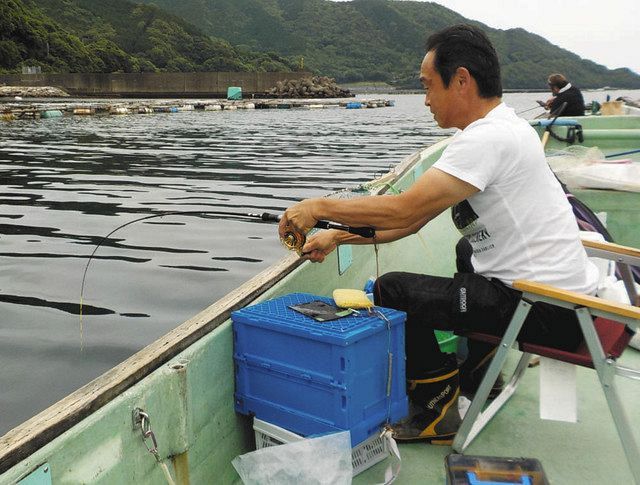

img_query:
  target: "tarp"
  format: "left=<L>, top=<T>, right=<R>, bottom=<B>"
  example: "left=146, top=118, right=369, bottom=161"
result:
left=227, top=86, right=242, bottom=100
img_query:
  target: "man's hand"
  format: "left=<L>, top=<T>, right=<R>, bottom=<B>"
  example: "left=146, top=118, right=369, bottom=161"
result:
left=278, top=198, right=319, bottom=242
left=301, top=230, right=340, bottom=262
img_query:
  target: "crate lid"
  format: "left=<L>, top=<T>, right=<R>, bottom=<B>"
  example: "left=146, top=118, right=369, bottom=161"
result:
left=232, top=293, right=405, bottom=345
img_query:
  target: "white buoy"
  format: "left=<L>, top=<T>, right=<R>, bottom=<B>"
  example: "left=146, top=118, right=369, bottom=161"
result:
left=110, top=106, right=129, bottom=115
left=14, top=96, right=23, bottom=101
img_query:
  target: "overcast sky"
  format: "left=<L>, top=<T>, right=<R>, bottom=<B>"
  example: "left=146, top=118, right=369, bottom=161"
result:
left=334, top=0, right=639, bottom=74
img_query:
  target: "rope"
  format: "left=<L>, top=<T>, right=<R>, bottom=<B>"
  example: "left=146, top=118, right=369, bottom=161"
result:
left=370, top=236, right=401, bottom=485
left=158, top=461, right=176, bottom=485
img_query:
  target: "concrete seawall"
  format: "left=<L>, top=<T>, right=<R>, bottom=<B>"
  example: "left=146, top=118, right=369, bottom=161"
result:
left=0, top=71, right=312, bottom=98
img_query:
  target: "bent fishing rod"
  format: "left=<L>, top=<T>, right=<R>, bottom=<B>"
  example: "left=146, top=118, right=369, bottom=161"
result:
left=79, top=209, right=376, bottom=321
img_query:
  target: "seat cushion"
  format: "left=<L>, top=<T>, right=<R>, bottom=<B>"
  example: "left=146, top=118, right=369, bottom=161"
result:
left=458, top=317, right=634, bottom=369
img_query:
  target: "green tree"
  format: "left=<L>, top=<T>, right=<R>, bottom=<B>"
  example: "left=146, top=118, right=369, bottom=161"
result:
left=0, top=40, right=22, bottom=68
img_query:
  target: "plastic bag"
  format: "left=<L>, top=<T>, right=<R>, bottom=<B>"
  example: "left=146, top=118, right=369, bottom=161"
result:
left=547, top=146, right=640, bottom=192
left=232, top=431, right=353, bottom=485
left=598, top=276, right=640, bottom=350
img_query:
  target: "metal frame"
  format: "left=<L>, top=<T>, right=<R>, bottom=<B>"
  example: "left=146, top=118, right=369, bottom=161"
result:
left=452, top=300, right=532, bottom=451
left=451, top=293, right=640, bottom=483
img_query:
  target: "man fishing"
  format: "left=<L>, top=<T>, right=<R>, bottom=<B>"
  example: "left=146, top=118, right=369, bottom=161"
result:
left=542, top=73, right=585, bottom=116
left=278, top=24, right=598, bottom=443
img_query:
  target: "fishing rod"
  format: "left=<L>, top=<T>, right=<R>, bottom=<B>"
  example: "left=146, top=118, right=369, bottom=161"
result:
left=605, top=148, right=640, bottom=159
left=517, top=104, right=545, bottom=115
left=79, top=209, right=376, bottom=335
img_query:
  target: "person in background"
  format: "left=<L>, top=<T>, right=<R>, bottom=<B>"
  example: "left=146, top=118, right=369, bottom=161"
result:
left=279, top=25, right=597, bottom=444
left=540, top=73, right=585, bottom=116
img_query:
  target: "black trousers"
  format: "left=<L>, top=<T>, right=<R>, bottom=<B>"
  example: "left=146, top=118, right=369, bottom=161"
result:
left=373, top=239, right=584, bottom=378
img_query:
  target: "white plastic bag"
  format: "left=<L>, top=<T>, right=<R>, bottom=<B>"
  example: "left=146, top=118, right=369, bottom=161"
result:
left=232, top=431, right=353, bottom=485
left=598, top=276, right=640, bottom=350
left=547, top=145, right=640, bottom=192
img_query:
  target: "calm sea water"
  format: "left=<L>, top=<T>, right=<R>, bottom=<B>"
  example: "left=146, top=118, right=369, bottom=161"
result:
left=1, top=90, right=638, bottom=435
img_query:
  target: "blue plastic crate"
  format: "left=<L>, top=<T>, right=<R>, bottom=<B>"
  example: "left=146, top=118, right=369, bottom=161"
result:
left=233, top=293, right=408, bottom=446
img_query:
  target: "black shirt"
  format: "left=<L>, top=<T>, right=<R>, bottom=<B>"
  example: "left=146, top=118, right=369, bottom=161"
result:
left=549, top=85, right=585, bottom=116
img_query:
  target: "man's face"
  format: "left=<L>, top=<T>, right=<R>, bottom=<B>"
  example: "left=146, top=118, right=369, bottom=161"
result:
left=420, top=51, right=456, bottom=128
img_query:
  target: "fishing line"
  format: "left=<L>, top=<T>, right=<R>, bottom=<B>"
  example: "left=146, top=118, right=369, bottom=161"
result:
left=78, top=210, right=262, bottom=349
left=79, top=209, right=375, bottom=349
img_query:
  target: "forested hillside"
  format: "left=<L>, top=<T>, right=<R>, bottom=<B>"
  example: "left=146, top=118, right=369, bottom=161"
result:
left=141, top=0, right=640, bottom=89
left=0, top=0, right=297, bottom=73
left=2, top=0, right=639, bottom=89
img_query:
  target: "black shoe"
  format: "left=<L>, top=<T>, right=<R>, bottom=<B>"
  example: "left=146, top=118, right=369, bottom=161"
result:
left=392, top=354, right=461, bottom=444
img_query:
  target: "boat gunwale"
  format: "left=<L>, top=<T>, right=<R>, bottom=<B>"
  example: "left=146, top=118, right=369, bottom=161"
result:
left=0, top=137, right=451, bottom=475
left=0, top=253, right=302, bottom=473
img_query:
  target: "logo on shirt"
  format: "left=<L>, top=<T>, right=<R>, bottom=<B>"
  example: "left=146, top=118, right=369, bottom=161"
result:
left=452, top=200, right=478, bottom=231
left=452, top=200, right=495, bottom=255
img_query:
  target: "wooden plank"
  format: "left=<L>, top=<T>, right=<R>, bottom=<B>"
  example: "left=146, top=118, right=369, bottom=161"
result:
left=513, top=279, right=640, bottom=320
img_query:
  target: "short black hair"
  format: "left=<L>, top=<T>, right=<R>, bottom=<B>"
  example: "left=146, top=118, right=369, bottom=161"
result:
left=425, top=24, right=502, bottom=98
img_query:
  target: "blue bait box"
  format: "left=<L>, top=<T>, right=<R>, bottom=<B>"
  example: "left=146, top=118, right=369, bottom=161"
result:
left=233, top=293, right=408, bottom=446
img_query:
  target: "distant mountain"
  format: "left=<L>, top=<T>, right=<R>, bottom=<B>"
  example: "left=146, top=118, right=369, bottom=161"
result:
left=3, top=0, right=638, bottom=89
left=138, top=0, right=640, bottom=89
left=0, top=0, right=297, bottom=73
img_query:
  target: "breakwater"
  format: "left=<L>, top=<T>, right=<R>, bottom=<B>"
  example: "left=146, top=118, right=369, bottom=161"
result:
left=1, top=98, right=393, bottom=121
left=0, top=71, right=312, bottom=98
left=0, top=86, right=69, bottom=98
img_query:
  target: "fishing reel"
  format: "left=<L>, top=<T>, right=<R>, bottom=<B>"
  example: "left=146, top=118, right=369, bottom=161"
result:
left=256, top=211, right=376, bottom=255
left=280, top=230, right=306, bottom=255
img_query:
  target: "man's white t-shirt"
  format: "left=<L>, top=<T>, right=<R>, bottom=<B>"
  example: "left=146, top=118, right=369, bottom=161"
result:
left=433, top=103, right=599, bottom=294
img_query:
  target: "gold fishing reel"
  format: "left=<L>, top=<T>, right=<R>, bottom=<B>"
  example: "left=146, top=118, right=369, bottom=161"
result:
left=280, top=231, right=306, bottom=255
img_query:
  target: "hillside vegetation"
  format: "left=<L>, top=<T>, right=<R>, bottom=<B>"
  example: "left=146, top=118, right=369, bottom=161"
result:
left=0, top=0, right=297, bottom=73
left=2, top=0, right=638, bottom=89
left=141, top=0, right=640, bottom=89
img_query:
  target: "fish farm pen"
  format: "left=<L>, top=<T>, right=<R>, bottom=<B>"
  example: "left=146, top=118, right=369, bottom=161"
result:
left=0, top=98, right=394, bottom=121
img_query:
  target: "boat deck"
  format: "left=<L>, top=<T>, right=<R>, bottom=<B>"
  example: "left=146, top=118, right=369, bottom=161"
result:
left=353, top=347, right=640, bottom=484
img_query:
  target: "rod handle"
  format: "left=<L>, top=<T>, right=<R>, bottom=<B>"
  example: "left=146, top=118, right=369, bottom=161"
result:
left=262, top=212, right=376, bottom=239
left=313, top=220, right=376, bottom=238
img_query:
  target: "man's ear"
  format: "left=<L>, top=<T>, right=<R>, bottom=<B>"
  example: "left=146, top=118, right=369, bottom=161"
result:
left=455, top=66, right=471, bottom=90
